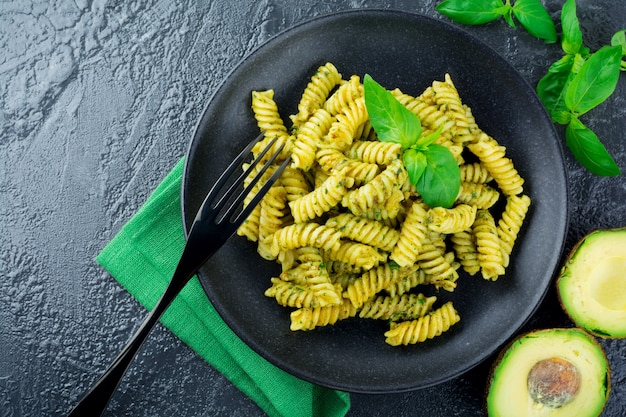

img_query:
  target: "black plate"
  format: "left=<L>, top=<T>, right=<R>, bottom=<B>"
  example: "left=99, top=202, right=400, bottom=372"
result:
left=182, top=9, right=568, bottom=393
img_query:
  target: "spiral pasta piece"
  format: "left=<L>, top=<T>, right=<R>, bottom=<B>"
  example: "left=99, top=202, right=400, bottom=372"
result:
left=265, top=277, right=342, bottom=309
left=342, top=159, right=407, bottom=216
left=328, top=269, right=358, bottom=290
left=383, top=267, right=429, bottom=298
left=293, top=246, right=325, bottom=264
left=390, top=200, right=428, bottom=267
left=324, top=74, right=363, bottom=116
left=432, top=74, right=475, bottom=143
left=271, top=223, right=342, bottom=256
left=459, top=162, right=493, bottom=184
left=316, top=148, right=379, bottom=184
left=326, top=213, right=400, bottom=252
left=251, top=89, right=288, bottom=138
left=291, top=62, right=342, bottom=127
left=337, top=160, right=380, bottom=185
left=414, top=239, right=459, bottom=292
left=289, top=172, right=354, bottom=223
left=463, top=103, right=480, bottom=132
left=290, top=298, right=358, bottom=331
left=237, top=207, right=261, bottom=242
left=279, top=167, right=311, bottom=202
left=346, top=140, right=402, bottom=165
left=473, top=209, right=505, bottom=280
left=343, top=263, right=412, bottom=308
left=359, top=293, right=437, bottom=321
left=456, top=182, right=500, bottom=209
left=291, top=108, right=334, bottom=171
left=323, top=96, right=368, bottom=151
left=236, top=163, right=279, bottom=242
left=427, top=229, right=447, bottom=253
left=498, top=194, right=531, bottom=267
left=279, top=262, right=343, bottom=306
left=327, top=241, right=386, bottom=272
left=257, top=185, right=288, bottom=260
left=252, top=133, right=294, bottom=163
left=277, top=246, right=328, bottom=270
left=450, top=230, right=480, bottom=276
left=384, top=301, right=460, bottom=346
left=426, top=204, right=477, bottom=234
left=467, top=132, right=524, bottom=196
left=315, top=148, right=349, bottom=173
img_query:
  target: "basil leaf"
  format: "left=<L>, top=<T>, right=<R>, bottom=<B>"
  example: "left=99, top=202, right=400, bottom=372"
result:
left=611, top=29, right=626, bottom=55
left=415, top=144, right=460, bottom=208
left=512, top=0, right=557, bottom=43
left=537, top=52, right=586, bottom=125
left=537, top=54, right=575, bottom=123
left=560, top=0, right=583, bottom=54
left=415, top=125, right=445, bottom=149
left=502, top=7, right=516, bottom=28
left=403, top=149, right=428, bottom=186
left=565, top=45, right=623, bottom=116
left=611, top=29, right=626, bottom=70
left=364, top=74, right=421, bottom=149
left=436, top=0, right=505, bottom=25
left=566, top=118, right=620, bottom=176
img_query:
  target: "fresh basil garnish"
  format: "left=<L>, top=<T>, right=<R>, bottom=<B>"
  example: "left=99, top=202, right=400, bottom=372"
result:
left=364, top=74, right=460, bottom=208
left=436, top=0, right=556, bottom=43
left=437, top=0, right=623, bottom=176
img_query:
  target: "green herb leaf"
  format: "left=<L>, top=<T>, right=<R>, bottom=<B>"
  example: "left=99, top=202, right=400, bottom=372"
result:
left=365, top=74, right=460, bottom=207
left=403, top=149, right=428, bottom=186
left=565, top=45, right=623, bottom=116
left=537, top=54, right=575, bottom=123
left=566, top=118, right=620, bottom=176
left=436, top=0, right=505, bottom=25
left=560, top=0, right=584, bottom=54
left=611, top=29, right=626, bottom=70
left=415, top=144, right=461, bottom=208
left=415, top=125, right=445, bottom=148
left=501, top=6, right=516, bottom=28
left=512, top=0, right=557, bottom=43
left=363, top=74, right=421, bottom=149
left=612, top=29, right=626, bottom=55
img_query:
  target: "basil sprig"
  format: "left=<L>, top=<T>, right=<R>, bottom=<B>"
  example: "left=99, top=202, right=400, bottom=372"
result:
left=363, top=74, right=460, bottom=208
left=436, top=0, right=557, bottom=43
left=536, top=0, right=623, bottom=176
left=437, top=0, right=624, bottom=176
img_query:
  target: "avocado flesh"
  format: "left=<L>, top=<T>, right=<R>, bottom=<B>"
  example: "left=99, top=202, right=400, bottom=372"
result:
left=486, top=328, right=609, bottom=417
left=558, top=228, right=626, bottom=338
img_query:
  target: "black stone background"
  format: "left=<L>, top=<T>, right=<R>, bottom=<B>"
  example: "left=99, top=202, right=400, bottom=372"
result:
left=1, top=0, right=624, bottom=416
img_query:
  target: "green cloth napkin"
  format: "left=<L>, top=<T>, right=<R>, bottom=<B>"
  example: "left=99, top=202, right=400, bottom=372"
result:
left=96, top=158, right=351, bottom=417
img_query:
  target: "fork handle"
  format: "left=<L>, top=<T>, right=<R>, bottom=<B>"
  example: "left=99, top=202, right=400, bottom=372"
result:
left=67, top=173, right=237, bottom=416
left=66, top=270, right=191, bottom=417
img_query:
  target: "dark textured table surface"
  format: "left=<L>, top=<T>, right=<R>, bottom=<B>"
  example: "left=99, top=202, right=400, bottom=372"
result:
left=1, top=1, right=625, bottom=416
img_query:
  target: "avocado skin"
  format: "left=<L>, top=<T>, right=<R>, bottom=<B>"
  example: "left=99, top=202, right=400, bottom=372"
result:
left=557, top=227, right=626, bottom=338
left=484, top=328, right=610, bottom=417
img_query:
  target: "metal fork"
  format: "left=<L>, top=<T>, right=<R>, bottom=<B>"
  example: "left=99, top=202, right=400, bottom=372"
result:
left=67, top=133, right=290, bottom=416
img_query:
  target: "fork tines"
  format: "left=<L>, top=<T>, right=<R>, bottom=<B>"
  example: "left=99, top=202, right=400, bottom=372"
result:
left=208, top=133, right=291, bottom=226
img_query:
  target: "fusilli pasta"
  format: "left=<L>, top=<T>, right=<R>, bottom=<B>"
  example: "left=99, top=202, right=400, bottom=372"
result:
left=239, top=63, right=531, bottom=347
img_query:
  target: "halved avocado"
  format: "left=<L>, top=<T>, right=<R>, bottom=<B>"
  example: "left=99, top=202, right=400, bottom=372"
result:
left=557, top=227, right=626, bottom=338
left=486, top=328, right=610, bottom=417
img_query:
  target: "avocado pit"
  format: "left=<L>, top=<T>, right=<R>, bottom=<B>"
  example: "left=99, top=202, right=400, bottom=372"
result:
left=527, top=357, right=580, bottom=408
left=486, top=328, right=610, bottom=417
